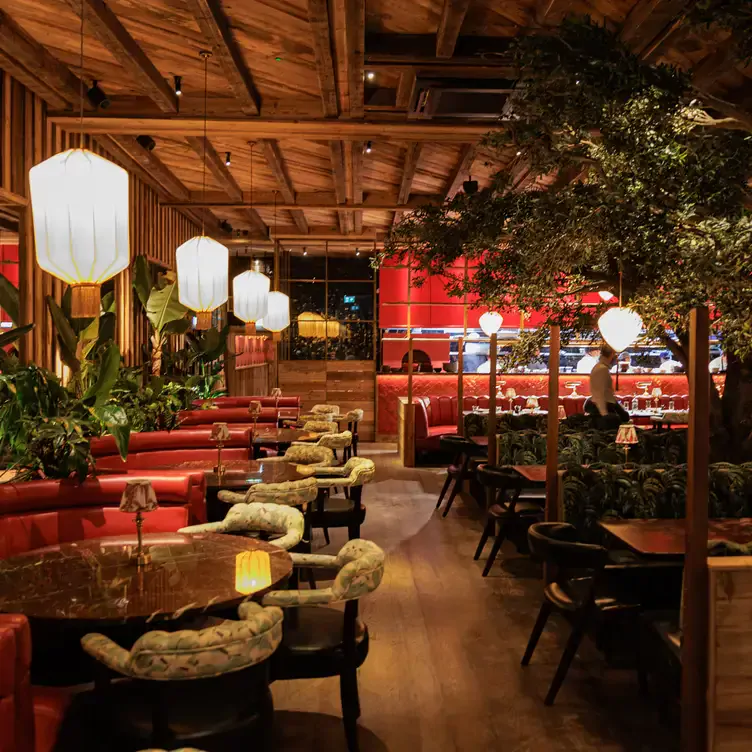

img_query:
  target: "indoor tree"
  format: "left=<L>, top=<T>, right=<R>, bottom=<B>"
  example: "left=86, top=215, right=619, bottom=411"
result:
left=383, top=18, right=752, bottom=460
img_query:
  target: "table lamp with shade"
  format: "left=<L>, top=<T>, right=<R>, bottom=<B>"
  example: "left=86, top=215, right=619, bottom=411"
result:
left=248, top=400, right=263, bottom=434
left=119, top=479, right=158, bottom=566
left=526, top=396, right=539, bottom=411
left=616, top=422, right=639, bottom=463
left=211, top=422, right=231, bottom=478
left=652, top=387, right=663, bottom=410
left=558, top=405, right=567, bottom=421
left=505, top=387, right=517, bottom=411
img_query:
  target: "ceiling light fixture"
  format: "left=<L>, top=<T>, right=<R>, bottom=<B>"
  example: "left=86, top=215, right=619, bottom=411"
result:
left=225, top=151, right=231, bottom=167
left=479, top=311, right=503, bottom=336
left=366, top=71, right=375, bottom=81
left=597, top=271, right=643, bottom=351
left=136, top=135, right=156, bottom=151
left=174, top=75, right=182, bottom=96
left=87, top=80, right=111, bottom=110
left=365, top=141, right=372, bottom=154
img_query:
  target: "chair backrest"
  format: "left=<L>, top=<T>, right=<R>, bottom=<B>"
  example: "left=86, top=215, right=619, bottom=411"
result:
left=527, top=522, right=608, bottom=571
left=476, top=464, right=523, bottom=491
left=303, top=420, right=338, bottom=433
left=317, top=430, right=352, bottom=450
left=439, top=434, right=478, bottom=457
left=82, top=602, right=283, bottom=680
left=282, top=444, right=334, bottom=466
left=339, top=457, right=375, bottom=487
left=247, top=477, right=319, bottom=505
left=311, top=404, right=340, bottom=415
left=346, top=409, right=364, bottom=424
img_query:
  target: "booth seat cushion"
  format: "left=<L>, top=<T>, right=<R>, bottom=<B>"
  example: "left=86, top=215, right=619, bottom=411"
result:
left=96, top=448, right=248, bottom=470
left=178, top=407, right=279, bottom=427
left=194, top=396, right=300, bottom=409
left=91, top=428, right=252, bottom=458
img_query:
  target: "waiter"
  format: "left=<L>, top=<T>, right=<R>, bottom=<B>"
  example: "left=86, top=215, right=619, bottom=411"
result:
left=585, top=344, right=630, bottom=429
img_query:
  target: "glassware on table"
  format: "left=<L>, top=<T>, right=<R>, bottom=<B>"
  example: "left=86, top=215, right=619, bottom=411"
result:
left=631, top=396, right=639, bottom=411
left=505, top=387, right=517, bottom=412
left=651, top=387, right=663, bottom=410
left=669, top=399, right=675, bottom=411
left=514, top=405, right=521, bottom=414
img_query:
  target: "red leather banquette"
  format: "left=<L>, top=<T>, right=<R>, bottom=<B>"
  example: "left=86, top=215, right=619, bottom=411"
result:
left=178, top=407, right=284, bottom=427
left=89, top=427, right=253, bottom=458
left=0, top=613, right=68, bottom=752
left=0, top=473, right=204, bottom=560
left=193, top=396, right=300, bottom=410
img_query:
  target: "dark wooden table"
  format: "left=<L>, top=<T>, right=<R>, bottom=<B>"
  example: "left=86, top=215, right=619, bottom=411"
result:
left=599, top=518, right=752, bottom=556
left=471, top=436, right=489, bottom=447
left=252, top=427, right=323, bottom=457
left=511, top=465, right=547, bottom=484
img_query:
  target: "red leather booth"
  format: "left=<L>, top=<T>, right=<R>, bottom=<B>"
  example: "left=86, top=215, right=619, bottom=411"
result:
left=90, top=427, right=253, bottom=458
left=0, top=473, right=204, bottom=560
left=193, top=396, right=300, bottom=411
left=178, top=407, right=281, bottom=427
left=0, top=614, right=69, bottom=752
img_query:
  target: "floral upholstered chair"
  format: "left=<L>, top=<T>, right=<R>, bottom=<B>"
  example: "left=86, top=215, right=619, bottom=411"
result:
left=82, top=602, right=283, bottom=748
left=262, top=539, right=385, bottom=752
left=217, top=477, right=319, bottom=508
left=302, top=420, right=338, bottom=434
left=262, top=444, right=334, bottom=468
left=178, top=502, right=305, bottom=551
left=344, top=409, right=364, bottom=459
left=294, top=430, right=352, bottom=461
left=312, top=404, right=340, bottom=415
left=297, top=457, right=375, bottom=488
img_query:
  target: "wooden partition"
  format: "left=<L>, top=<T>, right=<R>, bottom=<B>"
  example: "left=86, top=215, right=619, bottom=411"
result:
left=278, top=360, right=376, bottom=440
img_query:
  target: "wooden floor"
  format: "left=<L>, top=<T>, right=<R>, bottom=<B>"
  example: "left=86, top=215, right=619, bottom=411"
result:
left=272, top=444, right=679, bottom=752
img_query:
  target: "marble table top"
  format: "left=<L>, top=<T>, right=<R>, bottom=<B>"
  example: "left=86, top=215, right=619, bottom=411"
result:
left=0, top=533, right=292, bottom=625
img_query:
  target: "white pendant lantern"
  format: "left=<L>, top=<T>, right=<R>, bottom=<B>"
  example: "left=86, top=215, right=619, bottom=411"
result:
left=598, top=307, right=643, bottom=352
left=29, top=148, right=130, bottom=318
left=598, top=290, right=615, bottom=302
left=233, top=270, right=269, bottom=334
left=176, top=235, right=229, bottom=329
left=259, top=291, right=290, bottom=341
left=479, top=311, right=503, bottom=337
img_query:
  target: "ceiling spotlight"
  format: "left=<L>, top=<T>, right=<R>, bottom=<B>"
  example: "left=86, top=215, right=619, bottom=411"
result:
left=86, top=81, right=111, bottom=110
left=303, top=250, right=308, bottom=256
left=174, top=75, right=182, bottom=97
left=225, top=152, right=231, bottom=167
left=136, top=135, right=156, bottom=152
left=219, top=219, right=233, bottom=233
left=366, top=71, right=375, bottom=81
left=365, top=141, right=372, bottom=154
left=356, top=248, right=360, bottom=256
left=516, top=150, right=522, bottom=156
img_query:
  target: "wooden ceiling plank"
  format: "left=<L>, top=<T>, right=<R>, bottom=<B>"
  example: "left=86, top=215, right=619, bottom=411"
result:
left=0, top=49, right=69, bottom=111
left=61, top=0, right=177, bottom=113
left=259, top=139, right=308, bottom=234
left=395, top=69, right=416, bottom=110
left=329, top=140, right=352, bottom=234
left=351, top=140, right=363, bottom=234
left=186, top=0, right=260, bottom=116
left=692, top=37, right=738, bottom=90
left=163, top=192, right=443, bottom=210
left=346, top=0, right=365, bottom=118
left=0, top=9, right=87, bottom=110
left=393, top=141, right=423, bottom=225
left=444, top=143, right=475, bottom=199
left=436, top=0, right=472, bottom=58
left=307, top=0, right=339, bottom=118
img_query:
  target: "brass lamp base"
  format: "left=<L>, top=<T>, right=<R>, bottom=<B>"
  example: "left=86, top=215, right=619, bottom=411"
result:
left=195, top=311, right=213, bottom=329
left=245, top=322, right=256, bottom=335
left=71, top=283, right=101, bottom=318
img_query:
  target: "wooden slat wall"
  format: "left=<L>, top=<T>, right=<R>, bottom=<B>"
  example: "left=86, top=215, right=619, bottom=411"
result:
left=0, top=71, right=199, bottom=371
left=278, top=360, right=376, bottom=440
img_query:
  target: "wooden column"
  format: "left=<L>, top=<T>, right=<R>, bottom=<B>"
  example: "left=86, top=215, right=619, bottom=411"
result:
left=682, top=306, right=710, bottom=752
left=456, top=336, right=464, bottom=435
left=545, top=325, right=560, bottom=522
left=487, top=333, right=497, bottom=467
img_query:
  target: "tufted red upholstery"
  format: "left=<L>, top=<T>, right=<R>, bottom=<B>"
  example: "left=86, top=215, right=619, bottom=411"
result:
left=0, top=474, right=202, bottom=560
left=0, top=614, right=70, bottom=752
left=193, top=396, right=300, bottom=410
left=90, top=428, right=253, bottom=458
left=178, top=407, right=280, bottom=427
left=96, top=447, right=249, bottom=472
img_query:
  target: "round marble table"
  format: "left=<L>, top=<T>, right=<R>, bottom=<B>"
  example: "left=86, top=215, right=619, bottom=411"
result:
left=0, top=532, right=292, bottom=626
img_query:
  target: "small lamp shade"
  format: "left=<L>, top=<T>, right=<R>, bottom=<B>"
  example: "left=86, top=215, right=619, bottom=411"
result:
left=176, top=236, right=229, bottom=329
left=29, top=148, right=130, bottom=318
left=479, top=311, right=503, bottom=336
left=616, top=422, right=639, bottom=446
left=652, top=387, right=663, bottom=398
left=505, top=388, right=517, bottom=399
left=260, top=292, right=290, bottom=333
left=233, top=270, right=269, bottom=332
left=235, top=550, right=272, bottom=595
left=526, top=397, right=539, bottom=410
left=598, top=307, right=643, bottom=352
left=119, top=479, right=158, bottom=513
left=248, top=400, right=262, bottom=417
left=211, top=422, right=231, bottom=443
left=558, top=405, right=567, bottom=420
left=271, top=387, right=282, bottom=398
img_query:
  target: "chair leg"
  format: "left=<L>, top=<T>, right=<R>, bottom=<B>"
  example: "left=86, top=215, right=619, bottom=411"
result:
left=347, top=522, right=360, bottom=540
left=323, top=527, right=331, bottom=545
left=481, top=524, right=507, bottom=576
left=436, top=473, right=453, bottom=509
left=340, top=667, right=361, bottom=752
left=474, top=518, right=494, bottom=560
left=544, top=610, right=590, bottom=706
left=521, top=600, right=552, bottom=667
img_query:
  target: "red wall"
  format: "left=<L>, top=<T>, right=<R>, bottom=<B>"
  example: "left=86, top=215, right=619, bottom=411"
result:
left=0, top=244, right=18, bottom=325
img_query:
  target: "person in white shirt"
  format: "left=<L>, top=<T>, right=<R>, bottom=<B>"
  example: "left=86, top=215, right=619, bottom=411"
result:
left=658, top=351, right=683, bottom=373
left=576, top=347, right=600, bottom=374
left=709, top=353, right=727, bottom=373
left=585, top=344, right=630, bottom=428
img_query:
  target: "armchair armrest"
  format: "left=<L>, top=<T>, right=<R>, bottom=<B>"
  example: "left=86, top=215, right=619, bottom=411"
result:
left=289, top=553, right=338, bottom=568
left=80, top=633, right=130, bottom=674
left=296, top=465, right=346, bottom=477
left=262, top=588, right=335, bottom=607
left=178, top=522, right=224, bottom=534
left=217, top=490, right=249, bottom=505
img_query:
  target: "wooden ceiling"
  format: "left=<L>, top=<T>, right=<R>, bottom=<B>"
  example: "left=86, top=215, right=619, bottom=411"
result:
left=1, top=0, right=750, bottom=250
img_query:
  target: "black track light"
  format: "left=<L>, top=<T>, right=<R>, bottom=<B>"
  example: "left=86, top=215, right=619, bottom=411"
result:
left=87, top=80, right=111, bottom=110
left=174, top=75, right=182, bottom=97
left=136, top=135, right=156, bottom=151
left=463, top=178, right=479, bottom=195
left=225, top=152, right=231, bottom=167
left=219, top=219, right=233, bottom=233
left=365, top=141, right=372, bottom=154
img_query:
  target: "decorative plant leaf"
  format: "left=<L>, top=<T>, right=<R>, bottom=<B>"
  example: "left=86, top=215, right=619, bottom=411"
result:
left=133, top=256, right=151, bottom=309
left=163, top=317, right=191, bottom=335
left=0, top=323, right=34, bottom=348
left=83, top=342, right=121, bottom=405
left=101, top=291, right=116, bottom=313
left=0, top=273, right=20, bottom=325
left=46, top=296, right=80, bottom=372
left=94, top=403, right=130, bottom=460
left=146, top=279, right=189, bottom=335
left=96, top=312, right=116, bottom=349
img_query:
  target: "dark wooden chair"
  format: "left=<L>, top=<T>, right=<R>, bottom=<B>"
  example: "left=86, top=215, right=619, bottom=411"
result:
left=435, top=435, right=486, bottom=517
left=474, top=464, right=544, bottom=576
left=344, top=409, right=364, bottom=460
left=521, top=522, right=640, bottom=705
left=262, top=539, right=386, bottom=752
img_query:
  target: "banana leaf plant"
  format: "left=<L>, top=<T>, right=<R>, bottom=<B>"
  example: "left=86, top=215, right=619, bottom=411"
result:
left=0, top=273, right=35, bottom=369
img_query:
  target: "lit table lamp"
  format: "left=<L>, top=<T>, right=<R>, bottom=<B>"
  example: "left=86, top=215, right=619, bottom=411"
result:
left=248, top=400, right=262, bottom=432
left=636, top=381, right=652, bottom=398
left=119, top=479, right=158, bottom=566
left=558, top=405, right=567, bottom=421
left=211, top=422, right=231, bottom=478
left=652, top=387, right=663, bottom=410
left=235, top=550, right=272, bottom=595
left=526, top=396, right=539, bottom=412
left=271, top=387, right=282, bottom=412
left=565, top=381, right=581, bottom=398
left=616, top=422, right=639, bottom=463
left=505, top=387, right=517, bottom=411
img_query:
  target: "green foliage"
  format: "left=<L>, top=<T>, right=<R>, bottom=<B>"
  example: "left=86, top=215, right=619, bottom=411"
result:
left=687, top=0, right=752, bottom=63
left=111, top=376, right=192, bottom=433
left=0, top=273, right=20, bottom=325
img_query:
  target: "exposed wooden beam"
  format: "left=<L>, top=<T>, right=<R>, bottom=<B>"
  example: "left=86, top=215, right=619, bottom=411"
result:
left=186, top=0, right=260, bottom=116
left=0, top=186, right=28, bottom=207
left=348, top=0, right=365, bottom=118
left=224, top=226, right=385, bottom=242
left=307, top=0, right=339, bottom=118
left=185, top=135, right=267, bottom=235
left=618, top=0, right=691, bottom=59
left=0, top=10, right=97, bottom=110
left=49, top=115, right=494, bottom=141
left=329, top=140, right=352, bottom=234
left=61, top=0, right=177, bottom=113
left=436, top=0, right=472, bottom=58
left=351, top=141, right=363, bottom=234
left=259, top=139, right=308, bottom=234
left=394, top=142, right=423, bottom=225
left=444, top=143, right=475, bottom=199
left=535, top=0, right=575, bottom=25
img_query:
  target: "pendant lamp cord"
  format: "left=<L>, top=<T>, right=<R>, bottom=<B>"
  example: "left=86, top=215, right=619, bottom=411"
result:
left=201, top=51, right=209, bottom=236
left=249, top=141, right=254, bottom=260
left=79, top=0, right=84, bottom=144
left=619, top=269, right=623, bottom=306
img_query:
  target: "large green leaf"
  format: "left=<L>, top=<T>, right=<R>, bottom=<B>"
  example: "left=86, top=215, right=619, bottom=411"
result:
left=146, top=280, right=189, bottom=335
left=94, top=403, right=130, bottom=460
left=96, top=312, right=116, bottom=349
left=46, top=296, right=80, bottom=373
left=163, top=317, right=191, bottom=335
left=0, top=273, right=20, bottom=326
left=0, top=323, right=34, bottom=349
left=83, top=342, right=121, bottom=405
left=191, top=324, right=230, bottom=363
left=101, top=291, right=116, bottom=313
left=133, top=256, right=151, bottom=310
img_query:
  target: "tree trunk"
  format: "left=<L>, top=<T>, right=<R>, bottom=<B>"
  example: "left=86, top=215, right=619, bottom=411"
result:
left=716, top=353, right=752, bottom=463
